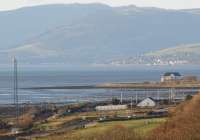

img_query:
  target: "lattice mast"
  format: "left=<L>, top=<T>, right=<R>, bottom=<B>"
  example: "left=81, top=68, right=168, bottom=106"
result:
left=14, top=58, right=19, bottom=127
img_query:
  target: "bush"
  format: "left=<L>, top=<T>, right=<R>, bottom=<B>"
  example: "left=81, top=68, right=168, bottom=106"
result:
left=185, top=95, right=193, bottom=101
left=19, top=114, right=33, bottom=129
left=112, top=97, right=120, bottom=105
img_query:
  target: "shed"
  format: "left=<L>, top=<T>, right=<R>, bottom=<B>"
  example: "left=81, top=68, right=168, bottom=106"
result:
left=137, top=97, right=156, bottom=107
left=95, top=105, right=127, bottom=111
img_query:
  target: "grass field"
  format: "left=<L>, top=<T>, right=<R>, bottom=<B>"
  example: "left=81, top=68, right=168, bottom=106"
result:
left=34, top=118, right=166, bottom=140
left=73, top=118, right=166, bottom=136
left=32, top=109, right=151, bottom=132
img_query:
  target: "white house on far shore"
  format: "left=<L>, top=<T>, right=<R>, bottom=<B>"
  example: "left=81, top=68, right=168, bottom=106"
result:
left=137, top=97, right=156, bottom=107
left=161, top=72, right=182, bottom=82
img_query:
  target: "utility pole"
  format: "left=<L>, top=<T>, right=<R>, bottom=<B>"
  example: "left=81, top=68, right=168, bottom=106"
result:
left=168, top=88, right=170, bottom=104
left=120, top=90, right=123, bottom=104
left=14, top=58, right=19, bottom=128
left=172, top=88, right=176, bottom=104
left=157, top=89, right=160, bottom=106
left=131, top=96, right=133, bottom=110
left=169, top=88, right=174, bottom=104
left=135, top=91, right=138, bottom=104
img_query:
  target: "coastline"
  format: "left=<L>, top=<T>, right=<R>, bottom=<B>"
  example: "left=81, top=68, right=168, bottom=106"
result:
left=23, top=81, right=200, bottom=90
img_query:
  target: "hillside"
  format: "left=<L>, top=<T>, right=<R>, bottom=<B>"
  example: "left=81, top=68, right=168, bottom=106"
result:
left=148, top=93, right=200, bottom=140
left=1, top=4, right=200, bottom=67
left=108, top=44, right=200, bottom=66
left=146, top=43, right=200, bottom=56
left=145, top=44, right=200, bottom=65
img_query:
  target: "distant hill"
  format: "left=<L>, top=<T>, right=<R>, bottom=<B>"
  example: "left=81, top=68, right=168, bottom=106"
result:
left=108, top=44, right=200, bottom=66
left=146, top=44, right=200, bottom=56
left=183, top=9, right=200, bottom=15
left=1, top=4, right=200, bottom=67
left=145, top=44, right=200, bottom=65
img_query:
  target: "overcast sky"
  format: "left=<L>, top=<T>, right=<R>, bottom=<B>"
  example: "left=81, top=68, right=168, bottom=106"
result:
left=0, top=0, right=200, bottom=11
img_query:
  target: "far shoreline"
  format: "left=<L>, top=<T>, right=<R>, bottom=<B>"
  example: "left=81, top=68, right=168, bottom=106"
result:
left=22, top=81, right=200, bottom=90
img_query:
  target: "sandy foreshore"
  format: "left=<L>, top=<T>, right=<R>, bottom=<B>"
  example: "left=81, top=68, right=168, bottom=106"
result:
left=23, top=81, right=200, bottom=90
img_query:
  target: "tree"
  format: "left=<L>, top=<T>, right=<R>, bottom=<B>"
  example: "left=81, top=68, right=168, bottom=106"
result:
left=185, top=95, right=193, bottom=101
left=112, top=97, right=120, bottom=105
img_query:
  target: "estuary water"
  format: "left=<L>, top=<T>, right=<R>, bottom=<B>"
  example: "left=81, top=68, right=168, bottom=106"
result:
left=0, top=70, right=200, bottom=104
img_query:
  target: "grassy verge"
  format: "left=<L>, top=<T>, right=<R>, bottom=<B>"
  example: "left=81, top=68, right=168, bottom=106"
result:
left=73, top=118, right=165, bottom=136
left=34, top=118, right=166, bottom=140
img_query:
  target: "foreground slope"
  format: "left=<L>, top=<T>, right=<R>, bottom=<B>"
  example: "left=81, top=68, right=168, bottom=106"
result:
left=148, top=93, right=200, bottom=140
left=36, top=93, right=200, bottom=140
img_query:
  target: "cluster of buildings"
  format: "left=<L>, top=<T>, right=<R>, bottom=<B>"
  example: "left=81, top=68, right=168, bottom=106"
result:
left=161, top=72, right=182, bottom=82
left=96, top=72, right=198, bottom=112
left=161, top=72, right=198, bottom=83
left=95, top=97, right=156, bottom=111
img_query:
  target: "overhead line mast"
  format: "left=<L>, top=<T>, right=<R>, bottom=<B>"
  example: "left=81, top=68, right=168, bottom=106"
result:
left=14, top=58, right=19, bottom=127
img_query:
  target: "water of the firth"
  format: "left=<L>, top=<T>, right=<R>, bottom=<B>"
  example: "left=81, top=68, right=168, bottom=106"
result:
left=0, top=70, right=199, bottom=104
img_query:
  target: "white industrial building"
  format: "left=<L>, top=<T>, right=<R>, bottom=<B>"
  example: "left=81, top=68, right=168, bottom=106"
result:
left=137, top=97, right=156, bottom=107
left=95, top=105, right=128, bottom=111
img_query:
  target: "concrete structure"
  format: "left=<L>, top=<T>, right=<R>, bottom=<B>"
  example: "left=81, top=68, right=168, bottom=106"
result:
left=182, top=76, right=198, bottom=82
left=161, top=72, right=181, bottom=82
left=84, top=122, right=98, bottom=128
left=137, top=97, right=156, bottom=107
left=95, top=105, right=128, bottom=111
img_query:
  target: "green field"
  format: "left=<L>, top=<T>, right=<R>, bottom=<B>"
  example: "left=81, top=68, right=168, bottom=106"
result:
left=34, top=118, right=166, bottom=140
left=74, top=118, right=166, bottom=136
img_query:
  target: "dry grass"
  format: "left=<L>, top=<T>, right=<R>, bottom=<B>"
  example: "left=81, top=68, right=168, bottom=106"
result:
left=19, top=114, right=33, bottom=128
left=148, top=93, right=200, bottom=140
left=33, top=118, right=165, bottom=140
left=35, top=125, right=142, bottom=140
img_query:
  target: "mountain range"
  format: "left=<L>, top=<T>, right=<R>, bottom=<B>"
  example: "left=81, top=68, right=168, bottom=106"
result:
left=0, top=4, right=200, bottom=68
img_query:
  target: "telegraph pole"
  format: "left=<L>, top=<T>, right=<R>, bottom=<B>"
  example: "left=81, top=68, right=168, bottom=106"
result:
left=130, top=96, right=133, bottom=116
left=120, top=91, right=123, bottom=104
left=157, top=89, right=160, bottom=106
left=135, top=91, right=138, bottom=104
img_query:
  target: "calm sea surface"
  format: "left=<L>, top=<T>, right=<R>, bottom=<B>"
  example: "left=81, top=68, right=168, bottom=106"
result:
left=0, top=70, right=200, bottom=104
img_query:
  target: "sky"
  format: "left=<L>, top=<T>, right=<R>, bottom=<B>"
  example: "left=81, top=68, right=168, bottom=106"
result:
left=0, top=0, right=200, bottom=11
